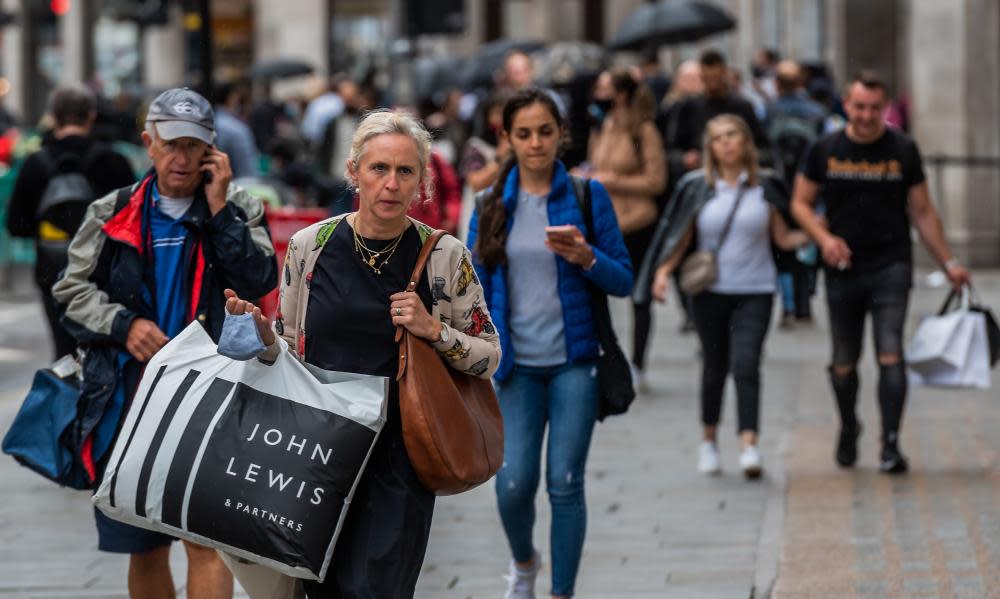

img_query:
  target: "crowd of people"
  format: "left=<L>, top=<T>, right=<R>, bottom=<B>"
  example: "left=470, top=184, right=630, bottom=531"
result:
left=0, top=43, right=972, bottom=599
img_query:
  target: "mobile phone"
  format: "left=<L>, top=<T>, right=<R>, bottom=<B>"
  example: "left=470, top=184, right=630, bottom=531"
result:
left=201, top=145, right=215, bottom=185
left=545, top=225, right=577, bottom=241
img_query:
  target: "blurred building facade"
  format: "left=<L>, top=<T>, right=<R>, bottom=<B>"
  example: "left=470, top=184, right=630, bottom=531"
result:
left=0, top=0, right=996, bottom=264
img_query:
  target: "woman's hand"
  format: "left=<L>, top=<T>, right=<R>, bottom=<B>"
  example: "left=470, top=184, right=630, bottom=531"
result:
left=544, top=225, right=596, bottom=268
left=390, top=291, right=442, bottom=341
left=224, top=288, right=276, bottom=346
left=652, top=265, right=671, bottom=303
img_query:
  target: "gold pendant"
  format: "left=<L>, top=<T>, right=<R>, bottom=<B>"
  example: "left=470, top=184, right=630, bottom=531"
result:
left=368, top=256, right=376, bottom=267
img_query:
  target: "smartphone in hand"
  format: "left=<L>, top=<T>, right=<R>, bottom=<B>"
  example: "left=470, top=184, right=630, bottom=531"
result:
left=201, top=145, right=216, bottom=185
left=545, top=225, right=578, bottom=243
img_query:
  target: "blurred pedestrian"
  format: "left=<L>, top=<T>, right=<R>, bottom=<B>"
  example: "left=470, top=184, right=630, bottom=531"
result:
left=460, top=91, right=511, bottom=193
left=6, top=85, right=134, bottom=359
left=231, top=109, right=500, bottom=598
left=577, top=68, right=666, bottom=384
left=468, top=88, right=633, bottom=599
left=766, top=60, right=827, bottom=326
left=51, top=87, right=278, bottom=599
left=213, top=79, right=260, bottom=178
left=669, top=50, right=770, bottom=173
left=639, top=114, right=809, bottom=478
left=658, top=59, right=704, bottom=332
left=317, top=80, right=376, bottom=214
left=791, top=71, right=972, bottom=474
left=300, top=74, right=345, bottom=146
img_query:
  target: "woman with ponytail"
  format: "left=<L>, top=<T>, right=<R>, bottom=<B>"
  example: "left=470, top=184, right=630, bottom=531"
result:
left=577, top=68, right=666, bottom=384
left=467, top=88, right=632, bottom=599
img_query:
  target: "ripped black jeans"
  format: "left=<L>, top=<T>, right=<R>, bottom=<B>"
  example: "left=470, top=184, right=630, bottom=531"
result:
left=825, top=261, right=911, bottom=440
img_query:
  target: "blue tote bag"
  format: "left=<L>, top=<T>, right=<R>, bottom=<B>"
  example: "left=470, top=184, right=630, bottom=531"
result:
left=2, top=366, right=91, bottom=490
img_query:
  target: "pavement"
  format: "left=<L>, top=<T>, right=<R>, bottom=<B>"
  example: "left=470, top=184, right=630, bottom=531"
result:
left=0, top=266, right=998, bottom=598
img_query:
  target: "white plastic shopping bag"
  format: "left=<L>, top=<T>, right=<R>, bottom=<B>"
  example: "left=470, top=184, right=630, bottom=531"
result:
left=908, top=287, right=992, bottom=389
left=93, top=321, right=388, bottom=582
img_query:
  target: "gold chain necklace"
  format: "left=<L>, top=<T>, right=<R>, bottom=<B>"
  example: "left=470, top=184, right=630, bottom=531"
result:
left=352, top=224, right=405, bottom=275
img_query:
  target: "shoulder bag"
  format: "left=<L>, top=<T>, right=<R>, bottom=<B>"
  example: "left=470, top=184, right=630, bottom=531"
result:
left=678, top=184, right=746, bottom=294
left=570, top=176, right=636, bottom=421
left=396, top=230, right=504, bottom=495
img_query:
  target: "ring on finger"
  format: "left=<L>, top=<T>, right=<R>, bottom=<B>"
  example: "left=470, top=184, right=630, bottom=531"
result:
left=395, top=307, right=402, bottom=316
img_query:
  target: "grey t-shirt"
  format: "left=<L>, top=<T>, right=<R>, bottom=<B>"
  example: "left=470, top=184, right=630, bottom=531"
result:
left=507, top=189, right=567, bottom=366
left=696, top=176, right=777, bottom=294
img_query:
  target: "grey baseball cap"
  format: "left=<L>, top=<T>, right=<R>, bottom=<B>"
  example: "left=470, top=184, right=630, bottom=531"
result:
left=145, top=87, right=216, bottom=144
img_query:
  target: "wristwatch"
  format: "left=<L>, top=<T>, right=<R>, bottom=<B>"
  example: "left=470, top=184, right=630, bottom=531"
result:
left=436, top=323, right=451, bottom=344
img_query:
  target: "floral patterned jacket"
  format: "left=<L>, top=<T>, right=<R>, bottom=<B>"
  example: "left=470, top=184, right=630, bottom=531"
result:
left=260, top=213, right=501, bottom=379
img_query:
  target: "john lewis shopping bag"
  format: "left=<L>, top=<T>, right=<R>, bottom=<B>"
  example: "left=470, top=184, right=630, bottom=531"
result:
left=93, top=321, right=387, bottom=582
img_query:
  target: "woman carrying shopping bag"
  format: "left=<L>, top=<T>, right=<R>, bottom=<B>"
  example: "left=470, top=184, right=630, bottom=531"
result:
left=637, top=114, right=809, bottom=478
left=576, top=68, right=667, bottom=385
left=468, top=88, right=633, bottom=599
left=227, top=109, right=501, bottom=598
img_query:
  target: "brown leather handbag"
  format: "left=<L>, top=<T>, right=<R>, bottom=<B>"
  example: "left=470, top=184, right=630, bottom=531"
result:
left=395, top=230, right=503, bottom=496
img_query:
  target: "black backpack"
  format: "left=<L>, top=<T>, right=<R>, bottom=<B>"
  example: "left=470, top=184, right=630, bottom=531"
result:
left=768, top=113, right=822, bottom=188
left=35, top=145, right=101, bottom=259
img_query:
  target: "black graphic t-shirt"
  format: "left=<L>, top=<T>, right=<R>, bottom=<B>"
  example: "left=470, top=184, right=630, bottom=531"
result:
left=800, top=128, right=925, bottom=271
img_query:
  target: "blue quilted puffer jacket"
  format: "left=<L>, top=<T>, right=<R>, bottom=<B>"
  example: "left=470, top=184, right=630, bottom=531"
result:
left=467, top=161, right=633, bottom=383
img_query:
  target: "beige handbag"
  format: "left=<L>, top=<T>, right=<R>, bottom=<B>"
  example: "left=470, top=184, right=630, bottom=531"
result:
left=679, top=185, right=746, bottom=295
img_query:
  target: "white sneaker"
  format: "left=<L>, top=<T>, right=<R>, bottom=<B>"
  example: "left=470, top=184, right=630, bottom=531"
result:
left=697, top=441, right=721, bottom=474
left=739, top=445, right=763, bottom=479
left=504, top=551, right=541, bottom=599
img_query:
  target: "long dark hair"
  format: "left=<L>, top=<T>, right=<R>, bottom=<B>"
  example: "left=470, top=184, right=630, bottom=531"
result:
left=474, top=88, right=564, bottom=270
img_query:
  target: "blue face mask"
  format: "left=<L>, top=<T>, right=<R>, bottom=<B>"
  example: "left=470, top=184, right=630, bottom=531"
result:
left=588, top=98, right=613, bottom=126
left=217, top=312, right=267, bottom=361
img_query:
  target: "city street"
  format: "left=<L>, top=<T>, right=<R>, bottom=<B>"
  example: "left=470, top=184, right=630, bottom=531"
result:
left=1, top=268, right=998, bottom=598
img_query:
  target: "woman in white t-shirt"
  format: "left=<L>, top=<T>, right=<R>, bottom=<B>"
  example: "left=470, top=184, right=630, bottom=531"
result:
left=647, top=114, right=809, bottom=478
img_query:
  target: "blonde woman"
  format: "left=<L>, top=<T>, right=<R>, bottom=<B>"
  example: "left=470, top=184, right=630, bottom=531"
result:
left=636, top=114, right=808, bottom=478
left=227, top=109, right=501, bottom=597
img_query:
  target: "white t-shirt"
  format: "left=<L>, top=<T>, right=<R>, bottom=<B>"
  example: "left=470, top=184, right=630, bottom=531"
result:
left=696, top=174, right=777, bottom=294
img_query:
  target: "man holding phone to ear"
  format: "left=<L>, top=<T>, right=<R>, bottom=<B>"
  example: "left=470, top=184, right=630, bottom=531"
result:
left=52, top=88, right=278, bottom=599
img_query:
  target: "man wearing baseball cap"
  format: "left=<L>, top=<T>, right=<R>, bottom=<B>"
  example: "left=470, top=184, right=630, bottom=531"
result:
left=53, top=87, right=278, bottom=598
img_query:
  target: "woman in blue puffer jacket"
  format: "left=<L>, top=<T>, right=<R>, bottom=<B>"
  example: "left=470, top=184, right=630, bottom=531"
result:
left=467, top=87, right=632, bottom=599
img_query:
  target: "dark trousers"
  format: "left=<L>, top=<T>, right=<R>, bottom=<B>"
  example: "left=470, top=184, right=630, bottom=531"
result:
left=624, top=225, right=655, bottom=369
left=691, top=292, right=774, bottom=434
left=825, top=262, right=911, bottom=440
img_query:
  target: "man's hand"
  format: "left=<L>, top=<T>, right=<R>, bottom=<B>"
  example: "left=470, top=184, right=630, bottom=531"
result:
left=820, top=235, right=852, bottom=270
left=224, top=288, right=276, bottom=346
left=201, top=147, right=233, bottom=216
left=126, top=318, right=169, bottom=362
left=945, top=262, right=972, bottom=289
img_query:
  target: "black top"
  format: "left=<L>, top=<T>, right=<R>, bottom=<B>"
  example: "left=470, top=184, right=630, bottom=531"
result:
left=304, top=221, right=432, bottom=378
left=668, top=93, right=771, bottom=153
left=800, top=128, right=926, bottom=272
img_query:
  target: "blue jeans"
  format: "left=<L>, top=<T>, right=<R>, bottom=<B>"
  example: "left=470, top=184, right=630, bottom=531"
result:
left=495, top=361, right=599, bottom=597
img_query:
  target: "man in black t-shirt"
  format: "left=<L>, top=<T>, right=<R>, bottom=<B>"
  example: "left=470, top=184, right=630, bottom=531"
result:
left=791, top=72, right=971, bottom=474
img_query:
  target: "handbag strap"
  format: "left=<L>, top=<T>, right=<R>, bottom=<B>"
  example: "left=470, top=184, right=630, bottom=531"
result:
left=711, top=184, right=746, bottom=253
left=570, top=176, right=620, bottom=345
left=394, top=228, right=447, bottom=343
